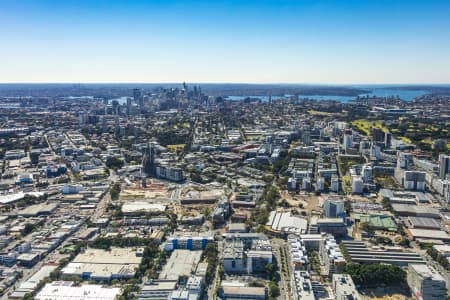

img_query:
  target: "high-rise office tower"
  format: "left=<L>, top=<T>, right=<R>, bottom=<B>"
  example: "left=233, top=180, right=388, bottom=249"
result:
left=133, top=88, right=143, bottom=112
left=439, top=154, right=450, bottom=179
left=343, top=130, right=353, bottom=151
left=384, top=132, right=392, bottom=148
left=126, top=98, right=132, bottom=116
left=324, top=198, right=345, bottom=218
left=372, top=128, right=385, bottom=143
left=142, top=143, right=155, bottom=176
left=362, top=165, right=373, bottom=183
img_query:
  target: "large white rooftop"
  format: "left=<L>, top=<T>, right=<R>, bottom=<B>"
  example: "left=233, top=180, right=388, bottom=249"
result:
left=35, top=281, right=121, bottom=300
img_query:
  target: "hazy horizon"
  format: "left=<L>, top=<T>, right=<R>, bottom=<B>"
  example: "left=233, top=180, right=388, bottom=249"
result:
left=0, top=82, right=450, bottom=87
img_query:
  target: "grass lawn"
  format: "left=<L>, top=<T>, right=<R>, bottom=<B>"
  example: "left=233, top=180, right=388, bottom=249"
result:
left=399, top=136, right=412, bottom=144
left=351, top=119, right=389, bottom=136
left=307, top=110, right=337, bottom=116
left=167, top=144, right=186, bottom=152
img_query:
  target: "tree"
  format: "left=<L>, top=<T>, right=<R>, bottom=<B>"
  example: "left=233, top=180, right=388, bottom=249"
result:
left=268, top=281, right=280, bottom=298
left=106, top=157, right=124, bottom=170
left=203, top=207, right=211, bottom=218
left=202, top=242, right=218, bottom=284
left=382, top=197, right=393, bottom=211
left=21, top=223, right=36, bottom=236
left=374, top=236, right=392, bottom=245
left=344, top=263, right=406, bottom=287
left=344, top=200, right=352, bottom=214
left=398, top=237, right=410, bottom=247
left=30, top=151, right=40, bottom=165
left=359, top=221, right=373, bottom=233
left=110, top=183, right=121, bottom=200
left=218, top=264, right=224, bottom=279
left=279, top=199, right=290, bottom=208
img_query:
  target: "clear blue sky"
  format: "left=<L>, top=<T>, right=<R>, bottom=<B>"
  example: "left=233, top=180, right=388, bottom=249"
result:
left=1, top=0, right=449, bottom=84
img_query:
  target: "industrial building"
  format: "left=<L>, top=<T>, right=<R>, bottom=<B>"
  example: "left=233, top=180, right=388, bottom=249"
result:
left=341, top=240, right=424, bottom=266
left=61, top=248, right=142, bottom=281
left=407, top=228, right=450, bottom=243
left=266, top=211, right=308, bottom=236
left=138, top=280, right=177, bottom=300
left=35, top=281, right=121, bottom=300
left=159, top=250, right=202, bottom=281
left=9, top=265, right=58, bottom=299
left=407, top=217, right=441, bottom=230
left=391, top=204, right=440, bottom=219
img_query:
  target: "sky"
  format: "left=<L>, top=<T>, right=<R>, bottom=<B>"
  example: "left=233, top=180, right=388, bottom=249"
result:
left=0, top=0, right=450, bottom=84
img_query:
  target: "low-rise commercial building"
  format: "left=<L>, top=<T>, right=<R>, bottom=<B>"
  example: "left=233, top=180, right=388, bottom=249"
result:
left=407, top=264, right=446, bottom=300
left=220, top=286, right=267, bottom=300
left=332, top=274, right=359, bottom=300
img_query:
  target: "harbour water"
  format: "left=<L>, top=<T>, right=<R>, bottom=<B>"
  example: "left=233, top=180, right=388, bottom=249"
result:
left=226, top=87, right=429, bottom=102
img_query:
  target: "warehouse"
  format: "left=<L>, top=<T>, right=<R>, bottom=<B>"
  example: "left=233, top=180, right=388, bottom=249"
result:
left=61, top=248, right=142, bottom=281
left=407, top=228, right=450, bottom=242
left=266, top=211, right=308, bottom=236
left=341, top=240, right=424, bottom=266
left=17, top=202, right=59, bottom=217
left=391, top=204, right=440, bottom=219
left=9, top=265, right=58, bottom=298
left=407, top=217, right=441, bottom=230
left=35, top=281, right=121, bottom=300
left=159, top=250, right=202, bottom=281
left=121, top=201, right=167, bottom=215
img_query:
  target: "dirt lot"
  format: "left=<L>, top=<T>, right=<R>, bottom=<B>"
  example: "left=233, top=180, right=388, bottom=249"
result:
left=359, top=286, right=412, bottom=300
left=279, top=190, right=323, bottom=214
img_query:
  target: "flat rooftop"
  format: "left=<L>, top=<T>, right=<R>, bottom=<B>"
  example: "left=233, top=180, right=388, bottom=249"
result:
left=159, top=250, right=202, bottom=281
left=35, top=281, right=121, bottom=300
left=73, top=247, right=142, bottom=264
left=410, top=264, right=445, bottom=281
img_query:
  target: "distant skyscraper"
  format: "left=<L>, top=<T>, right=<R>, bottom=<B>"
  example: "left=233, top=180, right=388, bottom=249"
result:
left=133, top=88, right=141, bottom=102
left=112, top=100, right=119, bottom=115
left=114, top=115, right=119, bottom=134
left=126, top=97, right=132, bottom=115
left=439, top=154, right=450, bottom=179
left=302, top=131, right=311, bottom=146
left=133, top=88, right=143, bottom=112
left=78, top=113, right=87, bottom=126
left=102, top=116, right=107, bottom=132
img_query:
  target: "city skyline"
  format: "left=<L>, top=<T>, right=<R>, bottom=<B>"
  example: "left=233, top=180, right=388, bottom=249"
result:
left=1, top=0, right=450, bottom=84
